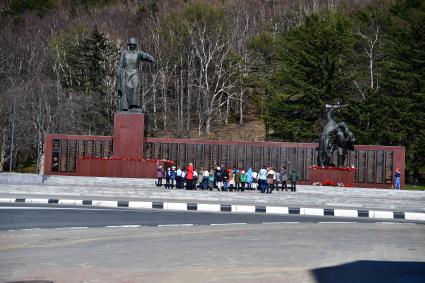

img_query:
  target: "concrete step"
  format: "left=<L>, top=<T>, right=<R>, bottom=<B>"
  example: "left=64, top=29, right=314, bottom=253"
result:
left=43, top=175, right=156, bottom=187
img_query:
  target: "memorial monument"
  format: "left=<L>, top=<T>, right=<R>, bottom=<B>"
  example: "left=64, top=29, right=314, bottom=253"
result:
left=317, top=103, right=355, bottom=167
left=43, top=39, right=405, bottom=188
left=116, top=37, right=155, bottom=112
left=313, top=103, right=356, bottom=186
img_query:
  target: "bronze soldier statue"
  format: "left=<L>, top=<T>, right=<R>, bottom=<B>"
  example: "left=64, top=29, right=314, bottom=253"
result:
left=317, top=103, right=355, bottom=167
left=116, top=37, right=155, bottom=111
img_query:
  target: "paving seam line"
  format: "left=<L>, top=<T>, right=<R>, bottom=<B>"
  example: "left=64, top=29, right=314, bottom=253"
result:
left=1, top=197, right=425, bottom=221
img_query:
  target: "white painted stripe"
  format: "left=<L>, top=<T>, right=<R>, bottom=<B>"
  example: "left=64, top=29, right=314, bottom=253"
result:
left=26, top=198, right=49, bottom=204
left=370, top=210, right=393, bottom=219
left=334, top=209, right=358, bottom=217
left=262, top=222, right=300, bottom=224
left=164, top=202, right=187, bottom=211
left=106, top=225, right=141, bottom=228
left=266, top=206, right=289, bottom=214
left=302, top=208, right=324, bottom=216
left=92, top=200, right=118, bottom=207
left=53, top=226, right=89, bottom=230
left=59, top=199, right=83, bottom=205
left=232, top=205, right=255, bottom=213
left=210, top=223, right=247, bottom=226
left=158, top=224, right=194, bottom=227
left=197, top=203, right=221, bottom=212
left=318, top=222, right=356, bottom=224
left=128, top=201, right=152, bottom=209
left=376, top=222, right=397, bottom=224
left=0, top=198, right=16, bottom=203
left=404, top=212, right=425, bottom=221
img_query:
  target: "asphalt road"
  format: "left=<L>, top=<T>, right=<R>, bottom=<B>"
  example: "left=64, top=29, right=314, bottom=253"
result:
left=1, top=221, right=424, bottom=283
left=0, top=203, right=420, bottom=231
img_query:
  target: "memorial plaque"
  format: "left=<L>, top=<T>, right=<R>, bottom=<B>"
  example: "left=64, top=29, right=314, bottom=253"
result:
left=280, top=148, right=288, bottom=168
left=144, top=142, right=153, bottom=159
left=212, top=145, right=219, bottom=166
left=263, top=147, right=270, bottom=167
left=162, top=143, right=169, bottom=160
left=385, top=151, right=393, bottom=184
left=305, top=148, right=314, bottom=180
left=170, top=143, right=178, bottom=162
left=221, top=145, right=229, bottom=168
left=367, top=150, right=376, bottom=183
left=237, top=146, right=245, bottom=168
left=229, top=145, right=237, bottom=168
left=297, top=148, right=305, bottom=180
left=51, top=139, right=60, bottom=172
left=288, top=147, right=296, bottom=174
left=78, top=140, right=85, bottom=157
left=358, top=150, right=366, bottom=183
left=95, top=140, right=102, bottom=158
left=187, top=144, right=195, bottom=165
left=271, top=147, right=279, bottom=170
left=153, top=143, right=161, bottom=160
left=60, top=139, right=68, bottom=172
left=103, top=141, right=112, bottom=158
left=68, top=140, right=77, bottom=172
left=246, top=146, right=253, bottom=169
left=196, top=144, right=203, bottom=169
left=204, top=144, right=211, bottom=169
left=87, top=140, right=94, bottom=157
left=178, top=144, right=186, bottom=167
left=254, top=146, right=262, bottom=170
left=376, top=150, right=384, bottom=183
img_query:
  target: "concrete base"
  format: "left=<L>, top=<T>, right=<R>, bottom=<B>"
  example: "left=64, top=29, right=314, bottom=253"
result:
left=76, top=158, right=163, bottom=179
left=309, top=166, right=356, bottom=187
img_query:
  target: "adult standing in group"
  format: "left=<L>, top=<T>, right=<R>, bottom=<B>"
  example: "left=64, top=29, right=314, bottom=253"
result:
left=116, top=37, right=155, bottom=111
left=176, top=167, right=183, bottom=189
left=246, top=167, right=253, bottom=190
left=201, top=168, right=209, bottom=190
left=170, top=166, right=176, bottom=188
left=214, top=167, right=223, bottom=191
left=186, top=163, right=194, bottom=190
left=266, top=167, right=276, bottom=193
left=280, top=166, right=288, bottom=191
left=258, top=167, right=268, bottom=193
left=290, top=170, right=298, bottom=192
left=156, top=164, right=164, bottom=187
left=222, top=168, right=229, bottom=191
left=240, top=170, right=247, bottom=192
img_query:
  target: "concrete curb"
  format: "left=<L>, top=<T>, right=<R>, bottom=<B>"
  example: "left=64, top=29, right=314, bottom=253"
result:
left=2, top=197, right=424, bottom=222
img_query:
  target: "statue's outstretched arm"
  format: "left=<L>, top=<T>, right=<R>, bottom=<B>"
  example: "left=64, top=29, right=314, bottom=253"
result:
left=141, top=51, right=155, bottom=63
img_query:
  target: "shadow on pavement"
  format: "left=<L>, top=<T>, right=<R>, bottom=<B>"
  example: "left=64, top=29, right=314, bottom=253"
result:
left=311, top=260, right=425, bottom=283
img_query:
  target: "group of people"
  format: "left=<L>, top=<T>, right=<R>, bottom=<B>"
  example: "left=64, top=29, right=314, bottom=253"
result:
left=156, top=163, right=298, bottom=193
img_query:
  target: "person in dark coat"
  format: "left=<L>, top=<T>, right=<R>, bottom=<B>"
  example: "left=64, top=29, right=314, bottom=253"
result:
left=290, top=170, right=298, bottom=192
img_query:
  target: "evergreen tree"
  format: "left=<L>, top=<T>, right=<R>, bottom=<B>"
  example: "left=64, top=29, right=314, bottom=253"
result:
left=380, top=0, right=425, bottom=182
left=53, top=26, right=119, bottom=135
left=253, top=12, right=356, bottom=141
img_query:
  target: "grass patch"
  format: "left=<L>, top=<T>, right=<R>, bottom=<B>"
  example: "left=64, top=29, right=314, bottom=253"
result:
left=404, top=185, right=425, bottom=191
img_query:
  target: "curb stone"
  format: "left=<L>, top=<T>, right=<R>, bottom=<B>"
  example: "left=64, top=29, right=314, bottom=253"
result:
left=1, top=197, right=425, bottom=222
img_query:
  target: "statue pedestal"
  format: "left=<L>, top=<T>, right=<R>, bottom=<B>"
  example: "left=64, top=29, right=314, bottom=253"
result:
left=310, top=166, right=355, bottom=187
left=112, top=112, right=144, bottom=159
left=76, top=112, right=164, bottom=178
